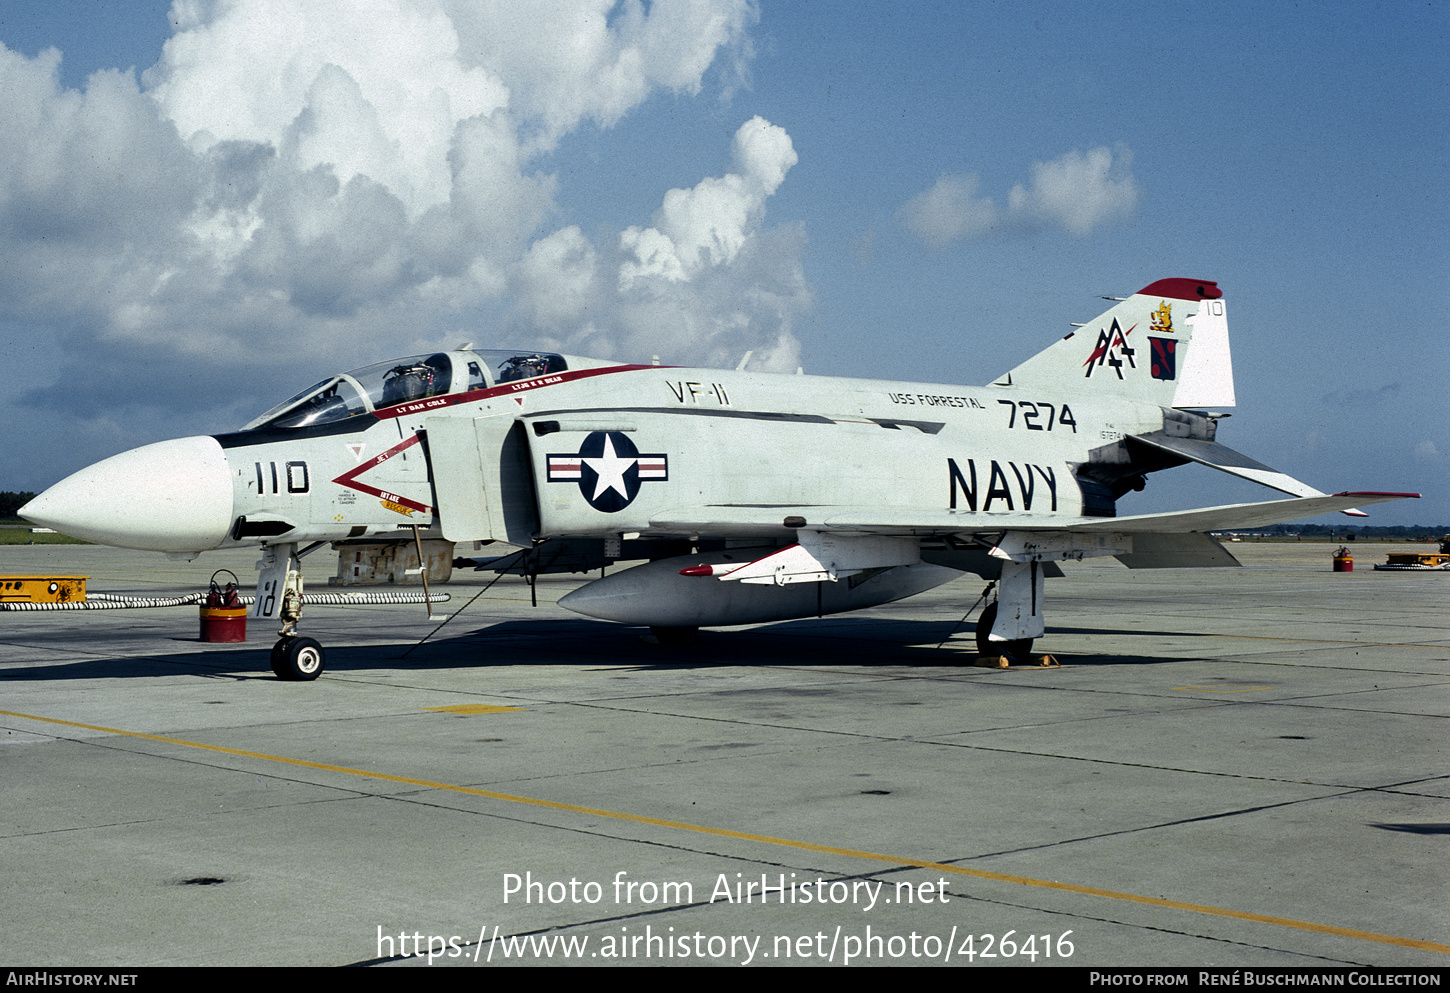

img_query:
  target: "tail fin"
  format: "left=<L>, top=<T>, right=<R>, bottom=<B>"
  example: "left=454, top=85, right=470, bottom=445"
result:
left=994, top=278, right=1235, bottom=408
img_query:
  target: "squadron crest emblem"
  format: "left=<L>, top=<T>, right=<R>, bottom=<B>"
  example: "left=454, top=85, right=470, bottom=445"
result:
left=1151, top=300, right=1173, bottom=335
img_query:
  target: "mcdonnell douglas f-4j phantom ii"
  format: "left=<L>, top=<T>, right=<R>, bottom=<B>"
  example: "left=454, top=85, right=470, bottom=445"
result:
left=21, top=278, right=1417, bottom=679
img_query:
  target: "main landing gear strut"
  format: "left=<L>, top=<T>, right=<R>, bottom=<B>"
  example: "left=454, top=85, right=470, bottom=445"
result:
left=970, top=531, right=1133, bottom=665
left=975, top=559, right=1045, bottom=665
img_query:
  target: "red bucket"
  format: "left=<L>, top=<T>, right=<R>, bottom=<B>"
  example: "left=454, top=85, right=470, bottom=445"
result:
left=200, top=569, right=246, bottom=641
left=200, top=606, right=247, bottom=642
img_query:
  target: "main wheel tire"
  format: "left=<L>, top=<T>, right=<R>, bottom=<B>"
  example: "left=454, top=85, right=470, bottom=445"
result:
left=974, top=603, right=1034, bottom=664
left=274, top=636, right=325, bottom=681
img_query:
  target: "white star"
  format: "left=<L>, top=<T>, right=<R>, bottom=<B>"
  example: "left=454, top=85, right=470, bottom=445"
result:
left=582, top=434, right=636, bottom=502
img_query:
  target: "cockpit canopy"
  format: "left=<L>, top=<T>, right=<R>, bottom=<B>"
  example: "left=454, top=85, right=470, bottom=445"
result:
left=243, top=349, right=569, bottom=431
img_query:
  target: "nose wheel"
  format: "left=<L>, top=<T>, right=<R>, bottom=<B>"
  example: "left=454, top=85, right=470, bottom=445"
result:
left=271, top=636, right=326, bottom=681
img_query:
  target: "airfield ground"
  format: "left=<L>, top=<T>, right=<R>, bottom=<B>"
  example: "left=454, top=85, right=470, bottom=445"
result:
left=0, top=541, right=1445, bottom=968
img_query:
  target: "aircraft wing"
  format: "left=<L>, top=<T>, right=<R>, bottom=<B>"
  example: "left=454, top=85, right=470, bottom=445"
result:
left=1066, top=492, right=1416, bottom=534
left=650, top=491, right=1418, bottom=539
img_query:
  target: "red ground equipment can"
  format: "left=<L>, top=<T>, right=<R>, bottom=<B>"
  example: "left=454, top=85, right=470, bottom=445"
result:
left=199, top=569, right=247, bottom=642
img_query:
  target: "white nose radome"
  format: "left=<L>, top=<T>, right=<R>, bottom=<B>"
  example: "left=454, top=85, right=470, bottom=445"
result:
left=20, top=436, right=235, bottom=553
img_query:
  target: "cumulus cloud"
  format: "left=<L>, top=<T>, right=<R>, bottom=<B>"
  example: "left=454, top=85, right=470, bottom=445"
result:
left=609, top=117, right=805, bottom=371
left=149, top=0, right=509, bottom=216
left=446, top=0, right=759, bottom=150
left=895, top=173, right=1000, bottom=249
left=899, top=146, right=1139, bottom=247
left=513, top=225, right=598, bottom=328
left=526, top=115, right=807, bottom=371
left=619, top=115, right=796, bottom=286
left=608, top=218, right=809, bottom=372
left=1008, top=146, right=1139, bottom=235
left=0, top=0, right=781, bottom=485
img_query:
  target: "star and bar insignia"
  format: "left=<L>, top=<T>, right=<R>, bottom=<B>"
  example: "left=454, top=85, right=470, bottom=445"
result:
left=547, top=431, right=668, bottom=513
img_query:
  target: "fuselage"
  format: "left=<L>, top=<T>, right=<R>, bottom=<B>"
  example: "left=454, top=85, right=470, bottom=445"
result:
left=21, top=347, right=1177, bottom=555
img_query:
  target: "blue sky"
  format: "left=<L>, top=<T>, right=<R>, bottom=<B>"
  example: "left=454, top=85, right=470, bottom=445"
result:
left=0, top=1, right=1444, bottom=525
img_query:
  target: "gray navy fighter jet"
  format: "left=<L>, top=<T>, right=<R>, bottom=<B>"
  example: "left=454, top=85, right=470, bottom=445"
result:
left=21, top=279, right=1417, bottom=678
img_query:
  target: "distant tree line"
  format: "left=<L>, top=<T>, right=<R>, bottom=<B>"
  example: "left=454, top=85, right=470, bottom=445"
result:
left=1235, top=523, right=1449, bottom=540
left=0, top=491, right=37, bottom=519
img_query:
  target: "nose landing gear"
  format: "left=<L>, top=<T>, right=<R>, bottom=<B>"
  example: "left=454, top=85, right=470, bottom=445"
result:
left=257, top=541, right=328, bottom=680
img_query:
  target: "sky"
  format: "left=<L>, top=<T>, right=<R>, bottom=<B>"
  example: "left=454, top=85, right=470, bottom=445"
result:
left=0, top=0, right=1444, bottom=526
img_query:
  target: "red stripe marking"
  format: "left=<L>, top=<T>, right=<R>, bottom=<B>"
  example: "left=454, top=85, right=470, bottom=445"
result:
left=331, top=434, right=433, bottom=513
left=371, top=364, right=657, bottom=420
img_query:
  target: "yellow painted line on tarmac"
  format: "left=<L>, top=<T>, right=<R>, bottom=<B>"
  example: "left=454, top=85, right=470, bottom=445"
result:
left=4, top=706, right=1446, bottom=957
left=424, top=704, right=526, bottom=715
left=1174, top=685, right=1273, bottom=693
